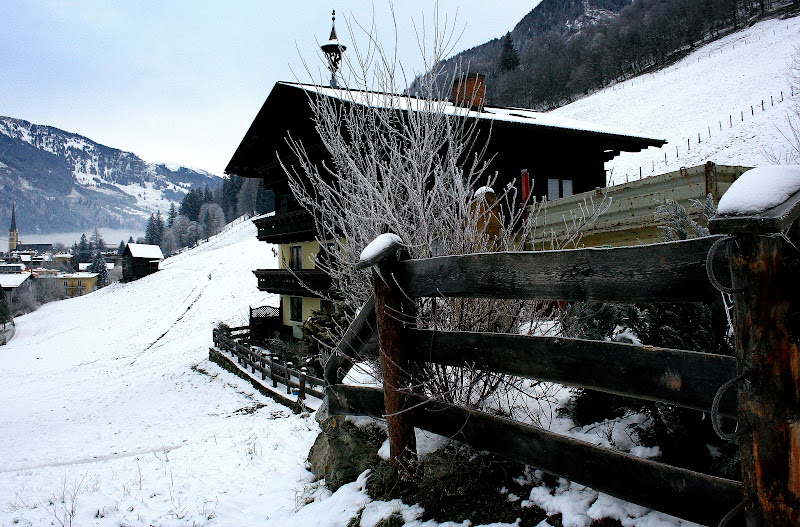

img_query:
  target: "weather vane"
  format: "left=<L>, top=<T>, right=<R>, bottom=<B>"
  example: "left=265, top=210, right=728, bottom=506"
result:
left=320, top=9, right=346, bottom=88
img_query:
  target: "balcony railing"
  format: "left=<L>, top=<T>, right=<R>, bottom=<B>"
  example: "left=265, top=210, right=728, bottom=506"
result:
left=253, top=210, right=316, bottom=243
left=253, top=269, right=331, bottom=297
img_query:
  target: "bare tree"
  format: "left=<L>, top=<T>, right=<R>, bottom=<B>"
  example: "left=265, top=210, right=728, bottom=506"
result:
left=284, top=8, right=608, bottom=413
left=764, top=45, right=800, bottom=164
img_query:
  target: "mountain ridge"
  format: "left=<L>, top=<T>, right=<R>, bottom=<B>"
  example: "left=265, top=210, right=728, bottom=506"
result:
left=0, top=116, right=220, bottom=234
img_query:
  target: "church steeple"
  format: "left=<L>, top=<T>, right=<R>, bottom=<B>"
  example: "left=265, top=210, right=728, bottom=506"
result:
left=8, top=205, right=18, bottom=252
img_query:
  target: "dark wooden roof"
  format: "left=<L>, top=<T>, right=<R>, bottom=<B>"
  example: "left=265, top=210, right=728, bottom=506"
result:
left=225, top=82, right=666, bottom=191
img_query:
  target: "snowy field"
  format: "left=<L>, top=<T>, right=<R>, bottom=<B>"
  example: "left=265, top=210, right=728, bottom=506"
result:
left=553, top=14, right=800, bottom=185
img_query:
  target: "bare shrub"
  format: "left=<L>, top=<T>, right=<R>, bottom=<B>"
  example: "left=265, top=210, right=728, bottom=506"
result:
left=285, top=7, right=608, bottom=411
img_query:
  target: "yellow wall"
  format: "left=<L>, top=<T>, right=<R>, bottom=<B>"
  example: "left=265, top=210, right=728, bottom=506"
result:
left=63, top=275, right=98, bottom=297
left=277, top=241, right=325, bottom=338
left=281, top=296, right=322, bottom=339
left=278, top=240, right=320, bottom=270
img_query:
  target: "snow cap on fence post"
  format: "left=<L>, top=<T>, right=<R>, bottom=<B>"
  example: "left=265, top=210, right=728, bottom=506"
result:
left=709, top=166, right=800, bottom=235
left=356, top=233, right=403, bottom=270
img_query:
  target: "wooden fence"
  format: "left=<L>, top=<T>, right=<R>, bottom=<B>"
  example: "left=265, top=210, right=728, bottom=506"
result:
left=324, top=187, right=800, bottom=526
left=212, top=328, right=325, bottom=402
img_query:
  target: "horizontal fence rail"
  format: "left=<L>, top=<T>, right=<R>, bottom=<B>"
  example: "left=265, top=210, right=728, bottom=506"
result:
left=397, top=235, right=725, bottom=304
left=327, top=384, right=742, bottom=527
left=405, top=329, right=738, bottom=416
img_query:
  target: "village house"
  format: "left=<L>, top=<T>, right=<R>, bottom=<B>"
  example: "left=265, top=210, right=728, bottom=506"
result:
left=122, top=243, right=163, bottom=282
left=224, top=15, right=665, bottom=340
left=61, top=272, right=99, bottom=297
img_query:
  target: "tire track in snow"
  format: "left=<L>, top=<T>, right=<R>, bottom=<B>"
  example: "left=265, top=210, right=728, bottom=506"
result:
left=128, top=281, right=207, bottom=365
left=0, top=442, right=189, bottom=473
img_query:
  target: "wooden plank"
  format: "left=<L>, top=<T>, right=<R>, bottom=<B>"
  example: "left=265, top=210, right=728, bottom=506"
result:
left=327, top=385, right=743, bottom=527
left=325, top=296, right=378, bottom=385
left=398, top=236, right=723, bottom=304
left=406, top=329, right=738, bottom=416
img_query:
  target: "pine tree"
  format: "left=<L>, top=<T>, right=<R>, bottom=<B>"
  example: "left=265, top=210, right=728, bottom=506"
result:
left=144, top=214, right=157, bottom=245
left=89, top=251, right=109, bottom=288
left=204, top=184, right=214, bottom=203
left=117, top=240, right=126, bottom=255
left=91, top=228, right=106, bottom=252
left=179, top=189, right=203, bottom=222
left=76, top=233, right=92, bottom=263
left=0, top=288, right=10, bottom=325
left=168, top=202, right=177, bottom=227
left=498, top=32, right=520, bottom=73
left=155, top=211, right=165, bottom=246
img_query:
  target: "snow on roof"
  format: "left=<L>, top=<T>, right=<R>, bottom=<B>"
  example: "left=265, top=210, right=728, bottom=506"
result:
left=126, top=243, right=164, bottom=260
left=78, top=262, right=92, bottom=271
left=283, top=82, right=664, bottom=143
left=62, top=272, right=99, bottom=279
left=717, top=165, right=800, bottom=215
left=0, top=272, right=31, bottom=288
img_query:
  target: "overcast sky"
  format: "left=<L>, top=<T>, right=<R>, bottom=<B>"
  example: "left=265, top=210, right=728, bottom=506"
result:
left=0, top=1, right=540, bottom=176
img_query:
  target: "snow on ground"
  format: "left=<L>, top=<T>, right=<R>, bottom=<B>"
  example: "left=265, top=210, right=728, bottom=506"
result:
left=6, top=16, right=793, bottom=525
left=0, top=220, right=325, bottom=526
left=553, top=15, right=800, bottom=185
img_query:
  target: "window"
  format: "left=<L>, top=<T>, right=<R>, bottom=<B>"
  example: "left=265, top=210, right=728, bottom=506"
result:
left=546, top=178, right=574, bottom=200
left=63, top=280, right=68, bottom=287
left=77, top=280, right=82, bottom=287
left=547, top=179, right=560, bottom=201
left=289, top=297, right=303, bottom=322
left=289, top=246, right=302, bottom=270
left=562, top=179, right=573, bottom=198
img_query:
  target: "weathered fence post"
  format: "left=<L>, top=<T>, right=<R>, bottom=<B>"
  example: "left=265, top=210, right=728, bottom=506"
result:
left=299, top=367, right=307, bottom=401
left=357, top=234, right=417, bottom=483
left=286, top=362, right=293, bottom=394
left=709, top=168, right=800, bottom=526
left=271, top=355, right=278, bottom=388
left=261, top=352, right=267, bottom=381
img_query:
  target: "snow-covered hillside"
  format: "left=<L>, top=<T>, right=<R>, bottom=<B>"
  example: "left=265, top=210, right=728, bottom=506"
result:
left=0, top=220, right=316, bottom=526
left=553, top=15, right=800, bottom=185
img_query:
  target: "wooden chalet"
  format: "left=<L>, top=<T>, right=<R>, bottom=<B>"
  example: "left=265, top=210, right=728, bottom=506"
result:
left=225, top=76, right=665, bottom=339
left=122, top=243, right=163, bottom=282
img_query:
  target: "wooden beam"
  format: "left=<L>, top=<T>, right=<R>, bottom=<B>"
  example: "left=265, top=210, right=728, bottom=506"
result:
left=327, top=384, right=742, bottom=527
left=324, top=296, right=378, bottom=386
left=406, top=329, right=738, bottom=416
left=726, top=229, right=800, bottom=526
left=397, top=236, right=723, bottom=304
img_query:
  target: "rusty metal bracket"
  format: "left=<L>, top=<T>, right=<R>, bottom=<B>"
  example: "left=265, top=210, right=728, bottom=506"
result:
left=706, top=235, right=744, bottom=294
left=712, top=368, right=750, bottom=441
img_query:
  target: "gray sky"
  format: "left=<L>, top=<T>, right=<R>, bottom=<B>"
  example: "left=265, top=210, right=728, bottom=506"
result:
left=0, top=1, right=540, bottom=176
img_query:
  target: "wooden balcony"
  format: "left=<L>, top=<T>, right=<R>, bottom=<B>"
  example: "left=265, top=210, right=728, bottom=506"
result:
left=253, top=210, right=316, bottom=243
left=253, top=269, right=331, bottom=297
